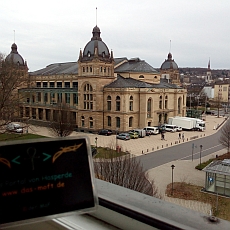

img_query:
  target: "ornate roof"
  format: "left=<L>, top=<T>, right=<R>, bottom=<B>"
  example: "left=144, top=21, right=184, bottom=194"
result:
left=5, top=43, right=25, bottom=66
left=80, top=26, right=111, bottom=62
left=160, top=53, right=178, bottom=70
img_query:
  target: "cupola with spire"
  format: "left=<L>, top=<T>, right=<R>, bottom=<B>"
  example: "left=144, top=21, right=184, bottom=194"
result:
left=5, top=43, right=26, bottom=66
left=80, top=26, right=113, bottom=63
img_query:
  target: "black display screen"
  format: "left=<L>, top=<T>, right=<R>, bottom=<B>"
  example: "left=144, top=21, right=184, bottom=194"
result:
left=0, top=137, right=97, bottom=226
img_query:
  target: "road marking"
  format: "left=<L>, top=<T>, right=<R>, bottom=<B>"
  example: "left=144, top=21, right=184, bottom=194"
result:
left=179, top=144, right=223, bottom=160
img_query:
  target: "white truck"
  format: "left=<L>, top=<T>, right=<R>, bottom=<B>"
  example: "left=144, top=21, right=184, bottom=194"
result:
left=168, top=117, right=205, bottom=131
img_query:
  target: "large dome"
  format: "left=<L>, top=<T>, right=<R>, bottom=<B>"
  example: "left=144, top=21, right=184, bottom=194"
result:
left=160, top=52, right=178, bottom=70
left=82, top=26, right=110, bottom=60
left=5, top=43, right=25, bottom=65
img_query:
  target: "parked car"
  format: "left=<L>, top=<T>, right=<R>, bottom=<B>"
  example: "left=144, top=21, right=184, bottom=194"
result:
left=128, top=131, right=139, bottom=139
left=6, top=123, right=23, bottom=133
left=116, top=133, right=130, bottom=140
left=98, top=129, right=112, bottom=136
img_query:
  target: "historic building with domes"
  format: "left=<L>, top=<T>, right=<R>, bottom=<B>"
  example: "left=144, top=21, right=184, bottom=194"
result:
left=18, top=25, right=187, bottom=132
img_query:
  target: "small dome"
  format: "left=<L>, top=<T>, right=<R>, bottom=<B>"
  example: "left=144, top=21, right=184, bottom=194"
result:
left=82, top=26, right=110, bottom=60
left=160, top=52, right=178, bottom=70
left=5, top=43, right=25, bottom=65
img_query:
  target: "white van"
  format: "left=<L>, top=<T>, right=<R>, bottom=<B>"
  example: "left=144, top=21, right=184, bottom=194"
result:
left=143, top=127, right=159, bottom=135
left=163, top=124, right=177, bottom=132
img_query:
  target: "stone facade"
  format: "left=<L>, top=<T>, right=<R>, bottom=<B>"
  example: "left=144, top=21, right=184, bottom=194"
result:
left=18, top=26, right=187, bottom=132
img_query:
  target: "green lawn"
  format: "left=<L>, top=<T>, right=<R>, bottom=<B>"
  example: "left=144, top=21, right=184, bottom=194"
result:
left=94, top=146, right=128, bottom=158
left=0, top=133, right=47, bottom=142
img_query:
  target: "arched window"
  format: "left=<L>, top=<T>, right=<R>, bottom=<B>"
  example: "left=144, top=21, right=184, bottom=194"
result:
left=129, top=117, right=133, bottom=127
left=83, top=67, right=85, bottom=72
left=86, top=67, right=89, bottom=72
left=165, top=95, right=168, bottom=109
left=129, top=96, right=133, bottom=111
left=81, top=116, right=85, bottom=127
left=107, top=95, right=111, bottom=111
left=90, top=67, right=92, bottom=72
left=84, top=83, right=93, bottom=110
left=116, top=117, right=120, bottom=128
left=107, top=116, right=111, bottom=127
left=116, top=96, right=120, bottom=111
left=159, top=96, right=162, bottom=109
left=178, top=97, right=182, bottom=114
left=89, top=117, right=93, bottom=128
left=147, top=98, right=151, bottom=118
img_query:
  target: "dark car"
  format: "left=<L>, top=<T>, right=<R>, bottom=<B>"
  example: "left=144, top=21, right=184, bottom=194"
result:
left=98, top=129, right=112, bottom=136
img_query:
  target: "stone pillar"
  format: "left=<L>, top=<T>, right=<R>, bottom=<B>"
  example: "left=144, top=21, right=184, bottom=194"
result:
left=43, top=109, right=46, bottom=121
left=36, top=108, right=39, bottom=120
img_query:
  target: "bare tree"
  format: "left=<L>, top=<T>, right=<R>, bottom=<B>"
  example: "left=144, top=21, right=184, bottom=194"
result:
left=219, top=120, right=230, bottom=153
left=49, top=102, right=75, bottom=137
left=94, top=151, right=160, bottom=197
left=0, top=52, right=29, bottom=132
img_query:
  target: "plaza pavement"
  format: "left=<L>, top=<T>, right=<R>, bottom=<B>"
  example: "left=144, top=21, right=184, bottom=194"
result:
left=28, top=115, right=228, bottom=215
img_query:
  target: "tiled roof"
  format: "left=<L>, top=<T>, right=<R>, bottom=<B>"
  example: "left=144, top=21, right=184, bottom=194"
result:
left=115, top=58, right=159, bottom=73
left=104, top=75, right=181, bottom=89
left=30, top=62, right=78, bottom=76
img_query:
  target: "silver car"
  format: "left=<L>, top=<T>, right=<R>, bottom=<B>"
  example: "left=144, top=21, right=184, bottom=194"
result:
left=116, top=133, right=130, bottom=140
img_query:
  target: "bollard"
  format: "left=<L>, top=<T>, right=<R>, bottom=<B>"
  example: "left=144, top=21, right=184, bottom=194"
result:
left=157, top=146, right=159, bottom=149
left=187, top=138, right=188, bottom=141
left=142, top=150, right=143, bottom=154
left=171, top=142, right=172, bottom=145
left=147, top=149, right=148, bottom=152
left=152, top=147, right=154, bottom=151
left=162, top=145, right=163, bottom=148
left=179, top=140, right=180, bottom=143
left=204, top=134, right=205, bottom=136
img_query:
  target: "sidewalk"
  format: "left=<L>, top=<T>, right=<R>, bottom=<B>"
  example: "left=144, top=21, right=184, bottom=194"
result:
left=147, top=148, right=227, bottom=214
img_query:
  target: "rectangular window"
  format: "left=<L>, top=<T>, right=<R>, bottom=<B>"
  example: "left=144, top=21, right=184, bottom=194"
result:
left=108, top=117, right=111, bottom=126
left=44, top=93, right=48, bottom=103
left=73, top=94, right=78, bottom=104
left=107, top=101, right=111, bottom=111
left=73, top=82, right=78, bottom=88
left=65, top=93, right=70, bottom=103
left=50, top=93, right=55, bottom=104
left=65, top=82, right=70, bottom=88
left=57, top=82, right=62, bottom=88
left=37, top=92, right=41, bottom=102
left=49, top=82, right=54, bottom=88
left=43, top=82, right=48, bottom=88
left=129, top=101, right=133, bottom=111
left=90, top=102, right=93, bottom=110
left=90, top=121, right=93, bottom=128
left=58, top=93, right=62, bottom=102
left=116, top=118, right=120, bottom=128
left=116, top=102, right=120, bottom=111
left=36, top=82, right=41, bottom=88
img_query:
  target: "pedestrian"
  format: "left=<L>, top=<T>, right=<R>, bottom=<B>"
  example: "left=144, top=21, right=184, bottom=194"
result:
left=182, top=133, right=185, bottom=141
left=178, top=133, right=181, bottom=139
left=161, top=132, right=163, bottom=140
left=162, top=133, right=165, bottom=140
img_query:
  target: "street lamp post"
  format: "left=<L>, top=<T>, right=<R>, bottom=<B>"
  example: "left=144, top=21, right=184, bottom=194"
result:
left=199, top=145, right=203, bottom=166
left=95, top=137, right=98, bottom=148
left=171, top=164, right=175, bottom=196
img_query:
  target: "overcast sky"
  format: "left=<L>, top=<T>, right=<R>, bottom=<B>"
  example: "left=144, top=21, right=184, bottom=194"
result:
left=0, top=0, right=229, bottom=71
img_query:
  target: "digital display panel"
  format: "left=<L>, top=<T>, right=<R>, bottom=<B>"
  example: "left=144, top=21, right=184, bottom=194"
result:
left=0, top=137, right=97, bottom=226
